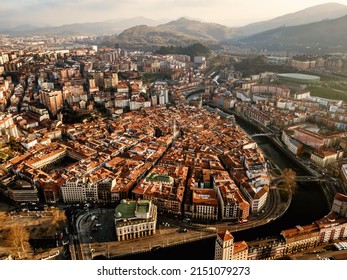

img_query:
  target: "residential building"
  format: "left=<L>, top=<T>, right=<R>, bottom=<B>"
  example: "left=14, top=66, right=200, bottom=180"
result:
left=214, top=230, right=248, bottom=260
left=39, top=89, right=63, bottom=117
left=310, top=150, right=339, bottom=168
left=60, top=176, right=98, bottom=203
left=215, top=230, right=234, bottom=260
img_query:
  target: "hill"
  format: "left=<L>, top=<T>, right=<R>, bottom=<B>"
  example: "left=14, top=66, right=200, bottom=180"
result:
left=233, top=15, right=347, bottom=52
left=160, top=17, right=235, bottom=41
left=114, top=18, right=235, bottom=48
left=236, top=2, right=347, bottom=37
left=154, top=43, right=211, bottom=59
left=1, top=17, right=168, bottom=36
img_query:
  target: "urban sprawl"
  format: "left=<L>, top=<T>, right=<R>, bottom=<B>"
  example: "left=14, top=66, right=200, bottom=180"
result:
left=1, top=34, right=347, bottom=260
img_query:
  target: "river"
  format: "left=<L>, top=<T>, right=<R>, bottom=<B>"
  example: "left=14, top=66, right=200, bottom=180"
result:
left=231, top=117, right=329, bottom=241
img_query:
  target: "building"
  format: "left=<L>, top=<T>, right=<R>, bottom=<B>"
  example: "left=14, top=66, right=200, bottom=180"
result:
left=39, top=89, right=63, bottom=117
left=214, top=230, right=248, bottom=260
left=331, top=193, right=347, bottom=218
left=310, top=150, right=339, bottom=168
left=217, top=182, right=250, bottom=221
left=133, top=166, right=188, bottom=215
left=215, top=230, right=234, bottom=260
left=293, top=128, right=327, bottom=149
left=60, top=176, right=98, bottom=203
left=281, top=131, right=304, bottom=156
left=114, top=199, right=157, bottom=241
left=240, top=182, right=269, bottom=213
left=7, top=180, right=39, bottom=203
left=187, top=188, right=219, bottom=220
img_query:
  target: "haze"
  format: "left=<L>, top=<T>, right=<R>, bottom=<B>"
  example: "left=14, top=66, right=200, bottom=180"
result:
left=2, top=0, right=347, bottom=27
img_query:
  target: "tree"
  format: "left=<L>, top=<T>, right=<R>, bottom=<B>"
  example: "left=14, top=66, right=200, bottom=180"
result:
left=4, top=225, right=30, bottom=258
left=51, top=208, right=67, bottom=230
left=282, top=168, right=297, bottom=194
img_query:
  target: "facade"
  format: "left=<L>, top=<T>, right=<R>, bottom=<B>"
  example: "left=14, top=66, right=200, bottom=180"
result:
left=281, top=131, right=304, bottom=156
left=310, top=150, right=338, bottom=168
left=240, top=182, right=269, bottom=213
left=341, top=164, right=347, bottom=186
left=39, top=89, right=63, bottom=117
left=60, top=177, right=98, bottom=203
left=114, top=199, right=157, bottom=241
left=217, top=182, right=250, bottom=221
left=215, top=230, right=234, bottom=260
left=251, top=84, right=290, bottom=98
left=187, top=188, right=219, bottom=220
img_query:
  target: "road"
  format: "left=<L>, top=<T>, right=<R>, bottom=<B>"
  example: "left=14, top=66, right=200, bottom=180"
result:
left=71, top=181, right=290, bottom=259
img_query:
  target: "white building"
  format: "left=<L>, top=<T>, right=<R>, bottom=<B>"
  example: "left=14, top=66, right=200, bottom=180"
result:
left=240, top=182, right=269, bottom=213
left=310, top=150, right=338, bottom=168
left=60, top=177, right=98, bottom=203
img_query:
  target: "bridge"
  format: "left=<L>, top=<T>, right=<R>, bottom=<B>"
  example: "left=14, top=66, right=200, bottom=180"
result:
left=271, top=175, right=327, bottom=185
left=295, top=176, right=327, bottom=182
left=251, top=133, right=274, bottom=137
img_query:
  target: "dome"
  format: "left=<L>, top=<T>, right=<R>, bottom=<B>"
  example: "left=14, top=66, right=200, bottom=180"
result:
left=115, top=212, right=122, bottom=218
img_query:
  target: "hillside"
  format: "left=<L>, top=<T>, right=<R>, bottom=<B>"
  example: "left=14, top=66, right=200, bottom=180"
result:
left=1, top=17, right=168, bottom=36
left=236, top=2, right=347, bottom=37
left=154, top=43, right=211, bottom=59
left=114, top=18, right=235, bottom=48
left=115, top=24, right=209, bottom=48
left=160, top=17, right=236, bottom=41
left=234, top=15, right=347, bottom=52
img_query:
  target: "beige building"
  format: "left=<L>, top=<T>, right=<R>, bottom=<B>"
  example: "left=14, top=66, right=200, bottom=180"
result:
left=114, top=199, right=157, bottom=241
left=310, top=150, right=339, bottom=168
left=39, top=89, right=63, bottom=117
left=215, top=230, right=248, bottom=260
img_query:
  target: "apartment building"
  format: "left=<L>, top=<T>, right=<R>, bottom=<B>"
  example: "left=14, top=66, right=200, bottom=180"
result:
left=39, top=89, right=63, bottom=117
left=215, top=230, right=248, bottom=260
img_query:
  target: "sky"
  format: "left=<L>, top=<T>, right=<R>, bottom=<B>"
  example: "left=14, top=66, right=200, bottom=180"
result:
left=2, top=0, right=347, bottom=27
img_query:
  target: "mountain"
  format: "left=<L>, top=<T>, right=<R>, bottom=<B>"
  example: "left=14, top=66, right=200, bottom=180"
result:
left=236, top=2, right=347, bottom=37
left=159, top=17, right=235, bottom=41
left=234, top=15, right=347, bottom=52
left=1, top=17, right=168, bottom=36
left=113, top=18, right=236, bottom=48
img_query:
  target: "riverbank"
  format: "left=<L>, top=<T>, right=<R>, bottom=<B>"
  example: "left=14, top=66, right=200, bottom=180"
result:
left=205, top=101, right=338, bottom=209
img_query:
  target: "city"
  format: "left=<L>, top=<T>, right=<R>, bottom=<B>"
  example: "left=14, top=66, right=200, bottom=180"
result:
left=1, top=1, right=347, bottom=262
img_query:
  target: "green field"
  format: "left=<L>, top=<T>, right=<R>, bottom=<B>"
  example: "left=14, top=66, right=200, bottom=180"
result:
left=307, top=86, right=347, bottom=101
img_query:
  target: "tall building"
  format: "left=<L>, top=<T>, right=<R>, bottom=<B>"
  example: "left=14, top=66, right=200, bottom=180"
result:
left=215, top=230, right=248, bottom=260
left=215, top=230, right=234, bottom=260
left=39, top=90, right=63, bottom=117
left=111, top=72, right=118, bottom=87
